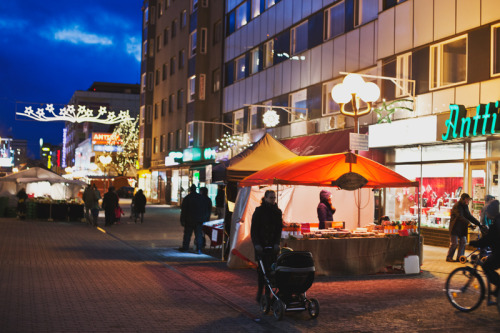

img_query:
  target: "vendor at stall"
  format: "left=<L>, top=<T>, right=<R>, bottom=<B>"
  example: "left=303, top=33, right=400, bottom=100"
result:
left=317, top=190, right=336, bottom=229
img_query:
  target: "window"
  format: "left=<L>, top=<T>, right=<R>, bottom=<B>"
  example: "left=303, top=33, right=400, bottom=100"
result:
left=291, top=21, right=308, bottom=55
left=153, top=137, right=158, bottom=154
left=161, top=99, right=167, bottom=116
left=145, top=138, right=151, bottom=158
left=176, top=129, right=183, bottom=149
left=158, top=2, right=163, bottom=16
left=144, top=6, right=149, bottom=26
left=235, top=1, right=248, bottom=30
left=170, top=57, right=176, bottom=75
left=149, top=38, right=154, bottom=57
left=163, top=28, right=169, bottom=45
left=264, top=40, right=274, bottom=68
left=187, top=122, right=194, bottom=147
left=324, top=1, right=345, bottom=41
left=156, top=35, right=161, bottom=52
left=181, top=10, right=187, bottom=28
left=169, top=94, right=175, bottom=113
left=147, top=105, right=152, bottom=124
left=233, top=109, right=244, bottom=133
left=191, top=0, right=199, bottom=13
left=289, top=89, right=307, bottom=122
left=252, top=0, right=261, bottom=18
left=430, top=35, right=467, bottom=89
left=396, top=52, right=412, bottom=97
left=179, top=49, right=185, bottom=69
left=171, top=20, right=177, bottom=38
left=154, top=103, right=159, bottom=119
left=250, top=48, right=260, bottom=74
left=249, top=106, right=259, bottom=130
left=266, top=0, right=276, bottom=9
left=492, top=23, right=500, bottom=77
left=383, top=0, right=408, bottom=10
left=322, top=79, right=342, bottom=115
left=168, top=132, right=174, bottom=151
left=234, top=55, right=246, bottom=81
left=354, top=0, right=378, bottom=27
left=166, top=0, right=170, bottom=9
left=189, top=30, right=197, bottom=57
left=213, top=21, right=222, bottom=44
left=147, top=72, right=153, bottom=91
left=141, top=73, right=146, bottom=92
left=162, top=63, right=167, bottom=80
left=212, top=68, right=221, bottom=92
left=200, top=28, right=207, bottom=54
left=177, top=89, right=184, bottom=109
left=160, top=135, right=165, bottom=153
left=155, top=69, right=160, bottom=85
left=188, top=76, right=196, bottom=102
left=143, top=40, right=148, bottom=56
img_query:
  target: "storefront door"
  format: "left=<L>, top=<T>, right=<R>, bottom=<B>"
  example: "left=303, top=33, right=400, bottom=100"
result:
left=469, top=163, right=486, bottom=220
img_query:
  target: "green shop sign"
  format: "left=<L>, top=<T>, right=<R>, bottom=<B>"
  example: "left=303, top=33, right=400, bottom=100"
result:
left=442, top=101, right=500, bottom=140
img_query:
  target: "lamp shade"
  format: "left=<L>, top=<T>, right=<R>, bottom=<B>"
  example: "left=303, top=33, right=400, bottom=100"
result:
left=331, top=83, right=351, bottom=104
left=342, top=73, right=365, bottom=95
left=359, top=82, right=380, bottom=102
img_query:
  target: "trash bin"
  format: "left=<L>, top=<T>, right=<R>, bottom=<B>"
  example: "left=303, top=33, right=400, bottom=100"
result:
left=0, top=197, right=8, bottom=217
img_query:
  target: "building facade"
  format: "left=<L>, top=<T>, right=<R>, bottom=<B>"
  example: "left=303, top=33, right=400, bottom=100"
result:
left=140, top=0, right=225, bottom=204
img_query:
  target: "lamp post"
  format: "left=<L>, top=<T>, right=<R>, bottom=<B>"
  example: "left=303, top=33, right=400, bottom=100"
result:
left=331, top=73, right=380, bottom=136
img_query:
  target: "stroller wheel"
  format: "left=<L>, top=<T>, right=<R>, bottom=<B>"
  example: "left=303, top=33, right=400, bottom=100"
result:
left=272, top=299, right=285, bottom=321
left=259, top=295, right=270, bottom=315
left=459, top=256, right=468, bottom=264
left=307, top=298, right=320, bottom=319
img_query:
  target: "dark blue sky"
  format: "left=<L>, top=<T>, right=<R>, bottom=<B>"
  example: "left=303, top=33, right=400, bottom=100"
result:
left=0, top=1, right=142, bottom=158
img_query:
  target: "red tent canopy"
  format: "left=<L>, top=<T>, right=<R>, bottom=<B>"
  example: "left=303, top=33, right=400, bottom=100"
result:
left=239, top=152, right=418, bottom=189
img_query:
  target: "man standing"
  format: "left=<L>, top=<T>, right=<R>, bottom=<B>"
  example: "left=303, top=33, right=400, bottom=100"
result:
left=133, top=189, right=147, bottom=223
left=82, top=184, right=96, bottom=226
left=102, top=186, right=119, bottom=227
left=179, top=185, right=207, bottom=254
left=446, top=193, right=480, bottom=262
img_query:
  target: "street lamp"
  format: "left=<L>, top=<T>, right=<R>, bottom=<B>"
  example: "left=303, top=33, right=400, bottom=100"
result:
left=331, top=73, right=380, bottom=134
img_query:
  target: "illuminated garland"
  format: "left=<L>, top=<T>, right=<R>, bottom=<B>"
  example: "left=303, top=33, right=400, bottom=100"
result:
left=16, top=104, right=134, bottom=124
left=216, top=133, right=253, bottom=153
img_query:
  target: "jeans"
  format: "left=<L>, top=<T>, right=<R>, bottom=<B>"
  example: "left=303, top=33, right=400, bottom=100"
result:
left=447, top=234, right=467, bottom=260
left=182, top=223, right=203, bottom=251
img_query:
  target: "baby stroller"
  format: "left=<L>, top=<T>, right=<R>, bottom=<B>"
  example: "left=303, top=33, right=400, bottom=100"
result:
left=258, top=248, right=319, bottom=320
left=459, top=225, right=490, bottom=264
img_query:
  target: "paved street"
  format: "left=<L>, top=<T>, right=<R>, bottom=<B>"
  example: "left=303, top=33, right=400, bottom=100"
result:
left=1, top=201, right=499, bottom=332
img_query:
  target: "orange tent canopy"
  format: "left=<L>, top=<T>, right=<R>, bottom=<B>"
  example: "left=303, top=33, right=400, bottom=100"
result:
left=239, top=152, right=418, bottom=189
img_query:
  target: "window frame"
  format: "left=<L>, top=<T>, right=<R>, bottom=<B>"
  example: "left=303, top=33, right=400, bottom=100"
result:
left=191, top=0, right=199, bottom=13
left=324, top=1, right=345, bottom=41
left=233, top=109, right=245, bottom=134
left=200, top=28, right=207, bottom=54
left=234, top=55, right=246, bottom=81
left=249, top=105, right=259, bottom=131
left=213, top=20, right=222, bottom=45
left=263, top=40, right=274, bottom=68
left=250, top=47, right=260, bottom=75
left=177, top=89, right=184, bottom=109
left=189, top=30, right=197, bottom=58
left=291, top=21, right=308, bottom=55
left=188, top=75, right=196, bottom=103
left=429, top=34, right=468, bottom=90
left=181, top=10, right=187, bottom=29
left=212, top=68, right=221, bottom=92
left=288, top=89, right=308, bottom=123
left=235, top=1, right=248, bottom=30
left=396, top=52, right=412, bottom=97
left=491, top=23, right=500, bottom=77
left=251, top=0, right=261, bottom=18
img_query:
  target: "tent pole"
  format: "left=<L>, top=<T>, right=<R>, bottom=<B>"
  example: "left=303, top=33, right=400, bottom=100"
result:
left=357, top=189, right=361, bottom=228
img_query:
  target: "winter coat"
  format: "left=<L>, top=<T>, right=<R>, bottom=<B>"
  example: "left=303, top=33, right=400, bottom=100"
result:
left=133, top=191, right=147, bottom=214
left=449, top=200, right=480, bottom=237
left=471, top=214, right=500, bottom=252
left=317, top=190, right=336, bottom=229
left=251, top=202, right=283, bottom=248
left=82, top=186, right=96, bottom=209
left=180, top=192, right=209, bottom=227
left=102, top=191, right=119, bottom=213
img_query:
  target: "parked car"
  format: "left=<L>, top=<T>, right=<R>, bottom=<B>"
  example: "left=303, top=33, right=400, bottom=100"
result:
left=117, top=186, right=134, bottom=198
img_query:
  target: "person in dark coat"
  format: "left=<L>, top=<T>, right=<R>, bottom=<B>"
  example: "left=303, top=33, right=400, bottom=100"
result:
left=82, top=184, right=96, bottom=226
left=133, top=189, right=147, bottom=223
left=102, top=186, right=119, bottom=226
left=317, top=189, right=336, bottom=229
left=470, top=199, right=500, bottom=295
left=251, top=190, right=283, bottom=303
left=179, top=185, right=208, bottom=254
left=215, top=185, right=225, bottom=219
left=480, top=194, right=495, bottom=228
left=446, top=193, right=480, bottom=262
left=16, top=188, right=28, bottom=220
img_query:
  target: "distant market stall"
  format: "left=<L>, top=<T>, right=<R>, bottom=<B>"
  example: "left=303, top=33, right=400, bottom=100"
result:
left=228, top=152, right=421, bottom=275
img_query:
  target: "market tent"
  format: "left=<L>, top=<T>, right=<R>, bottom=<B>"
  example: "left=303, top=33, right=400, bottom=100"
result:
left=0, top=167, right=86, bottom=200
left=225, top=133, right=298, bottom=182
left=240, top=152, right=418, bottom=188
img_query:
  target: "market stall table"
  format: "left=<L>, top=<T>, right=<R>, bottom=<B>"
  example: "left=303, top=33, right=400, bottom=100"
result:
left=282, top=235, right=421, bottom=276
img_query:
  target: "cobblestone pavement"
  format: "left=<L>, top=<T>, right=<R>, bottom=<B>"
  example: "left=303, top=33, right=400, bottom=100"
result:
left=1, top=203, right=499, bottom=332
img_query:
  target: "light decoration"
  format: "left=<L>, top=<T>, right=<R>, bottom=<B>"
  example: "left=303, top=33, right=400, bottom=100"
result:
left=216, top=132, right=253, bottom=154
left=262, top=109, right=280, bottom=127
left=16, top=104, right=134, bottom=124
left=62, top=128, right=67, bottom=168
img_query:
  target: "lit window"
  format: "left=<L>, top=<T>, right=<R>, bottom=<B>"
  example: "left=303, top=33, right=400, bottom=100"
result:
left=212, top=68, right=221, bottom=92
left=181, top=10, right=187, bottom=28
left=324, top=1, right=345, bottom=41
left=430, top=35, right=467, bottom=89
left=289, top=89, right=307, bottom=122
left=235, top=56, right=246, bottom=81
left=233, top=109, right=244, bottom=133
left=250, top=48, right=259, bottom=74
left=192, top=0, right=198, bottom=13
left=252, top=0, right=260, bottom=18
left=189, top=30, right=197, bottom=57
left=492, top=23, right=500, bottom=77
left=235, top=1, right=248, bottom=29
left=266, top=0, right=275, bottom=9
left=143, top=41, right=147, bottom=56
left=188, top=76, right=196, bottom=102
left=396, top=52, right=412, bottom=97
left=291, top=21, right=308, bottom=55
left=264, top=40, right=274, bottom=68
left=141, top=73, right=146, bottom=92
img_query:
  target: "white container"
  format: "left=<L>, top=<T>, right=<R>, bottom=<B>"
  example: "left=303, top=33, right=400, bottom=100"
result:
left=404, top=255, right=420, bottom=274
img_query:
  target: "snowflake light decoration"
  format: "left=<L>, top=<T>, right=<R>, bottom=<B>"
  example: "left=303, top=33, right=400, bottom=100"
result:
left=262, top=109, right=280, bottom=127
left=17, top=104, right=134, bottom=124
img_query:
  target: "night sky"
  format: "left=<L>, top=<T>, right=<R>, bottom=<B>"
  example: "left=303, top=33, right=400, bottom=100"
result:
left=0, top=1, right=142, bottom=158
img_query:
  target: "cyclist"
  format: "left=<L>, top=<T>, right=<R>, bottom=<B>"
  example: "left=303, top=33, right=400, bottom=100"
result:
left=469, top=199, right=500, bottom=296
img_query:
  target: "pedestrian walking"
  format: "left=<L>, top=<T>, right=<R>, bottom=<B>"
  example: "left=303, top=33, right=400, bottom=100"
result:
left=133, top=189, right=147, bottom=223
left=91, top=184, right=101, bottom=227
left=251, top=190, right=283, bottom=303
left=179, top=184, right=208, bottom=254
left=446, top=193, right=481, bottom=262
left=102, top=186, right=119, bottom=226
left=215, top=185, right=225, bottom=219
left=82, top=184, right=96, bottom=226
left=16, top=188, right=28, bottom=220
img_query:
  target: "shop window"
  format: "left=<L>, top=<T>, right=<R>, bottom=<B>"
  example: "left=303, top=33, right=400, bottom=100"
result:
left=235, top=1, right=248, bottom=30
left=263, top=39, right=274, bottom=68
left=396, top=52, right=412, bottom=97
left=324, top=1, right=345, bottom=41
left=430, top=35, right=467, bottom=90
left=200, top=28, right=207, bottom=54
left=177, top=89, right=184, bottom=109
left=234, top=55, right=246, bottom=81
left=249, top=106, right=259, bottom=130
left=188, top=75, right=196, bottom=103
left=250, top=47, right=260, bottom=74
left=234, top=109, right=245, bottom=133
left=492, top=23, right=500, bottom=77
left=289, top=89, right=307, bottom=122
left=251, top=0, right=261, bottom=18
left=291, top=21, right=308, bottom=55
left=189, top=30, right=197, bottom=58
left=179, top=49, right=185, bottom=69
left=212, top=68, right=221, bottom=92
left=354, top=0, right=378, bottom=27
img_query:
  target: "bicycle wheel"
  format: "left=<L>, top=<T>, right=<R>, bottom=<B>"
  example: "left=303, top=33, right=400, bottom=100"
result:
left=445, top=267, right=485, bottom=312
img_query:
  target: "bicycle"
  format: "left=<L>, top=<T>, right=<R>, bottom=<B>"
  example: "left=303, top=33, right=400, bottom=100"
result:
left=445, top=246, right=500, bottom=314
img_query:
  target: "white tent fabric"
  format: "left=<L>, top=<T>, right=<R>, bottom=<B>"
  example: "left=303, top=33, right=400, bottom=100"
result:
left=227, top=185, right=374, bottom=269
left=0, top=167, right=85, bottom=200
